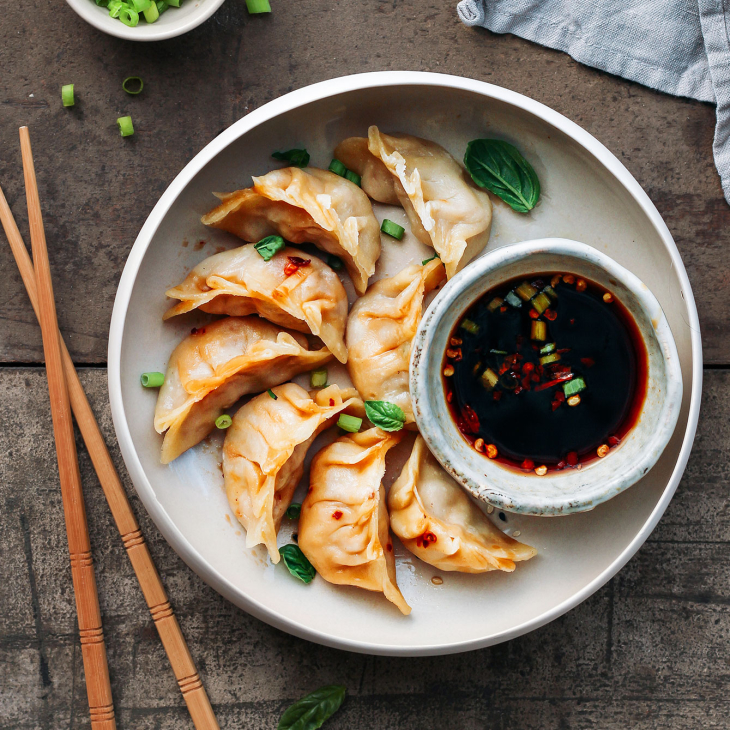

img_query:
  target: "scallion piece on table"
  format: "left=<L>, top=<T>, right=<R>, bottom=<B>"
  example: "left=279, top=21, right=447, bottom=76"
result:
left=119, top=7, right=139, bottom=26
left=117, top=115, right=134, bottom=137
left=61, top=84, right=75, bottom=108
left=344, top=169, right=361, bottom=186
left=122, top=76, right=144, bottom=95
left=328, top=159, right=347, bottom=177
left=539, top=352, right=561, bottom=366
left=267, top=389, right=278, bottom=400
left=337, top=414, right=362, bottom=433
left=460, top=318, right=480, bottom=334
left=140, top=372, right=164, bottom=388
left=156, top=0, right=169, bottom=13
left=531, top=320, right=547, bottom=341
left=544, top=285, right=558, bottom=300
left=481, top=368, right=499, bottom=390
left=487, top=297, right=504, bottom=312
left=516, top=281, right=538, bottom=301
left=143, top=1, right=159, bottom=21
left=245, top=0, right=271, bottom=12
left=531, top=291, right=551, bottom=315
left=108, top=0, right=123, bottom=17
left=563, top=377, right=586, bottom=397
left=310, top=368, right=328, bottom=388
left=540, top=342, right=556, bottom=355
left=326, top=253, right=343, bottom=270
left=215, top=414, right=232, bottom=429
left=504, top=291, right=522, bottom=308
left=254, top=234, right=285, bottom=261
left=380, top=219, right=405, bottom=240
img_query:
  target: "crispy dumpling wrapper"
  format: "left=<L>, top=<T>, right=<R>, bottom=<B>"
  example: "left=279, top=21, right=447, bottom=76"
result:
left=223, top=383, right=364, bottom=564
left=299, top=428, right=411, bottom=615
left=366, top=126, right=493, bottom=278
left=154, top=316, right=332, bottom=463
left=346, top=258, right=446, bottom=424
left=388, top=437, right=537, bottom=573
left=252, top=167, right=381, bottom=294
left=163, top=243, right=349, bottom=363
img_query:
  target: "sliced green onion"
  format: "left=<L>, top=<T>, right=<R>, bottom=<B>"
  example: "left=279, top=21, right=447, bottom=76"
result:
left=130, top=0, right=151, bottom=10
left=267, top=389, right=278, bottom=400
left=540, top=342, right=556, bottom=355
left=61, top=84, right=75, bottom=108
left=140, top=371, right=164, bottom=388
left=487, top=297, right=504, bottom=312
left=108, top=0, right=123, bottom=17
left=544, top=285, right=558, bottom=300
left=380, top=219, right=405, bottom=240
left=481, top=368, right=499, bottom=390
left=516, top=281, right=538, bottom=301
left=326, top=254, right=343, bottom=270
left=246, top=0, right=271, bottom=12
left=489, top=349, right=508, bottom=355
left=272, top=148, right=310, bottom=167
left=156, top=0, right=169, bottom=12
left=337, top=414, right=362, bottom=433
left=122, top=77, right=144, bottom=95
left=310, top=368, right=328, bottom=388
left=563, top=377, right=586, bottom=397
left=117, top=115, right=134, bottom=137
left=286, top=503, right=301, bottom=520
left=143, top=1, right=159, bottom=20
left=531, top=291, right=551, bottom=315
left=422, top=253, right=440, bottom=265
left=504, top=291, right=522, bottom=308
left=119, top=6, right=139, bottom=25
left=254, top=235, right=285, bottom=261
left=531, top=320, right=547, bottom=341
left=215, top=414, right=232, bottom=429
left=328, top=159, right=347, bottom=177
left=460, top=319, right=479, bottom=334
left=539, top=352, right=561, bottom=366
left=344, top=169, right=361, bottom=186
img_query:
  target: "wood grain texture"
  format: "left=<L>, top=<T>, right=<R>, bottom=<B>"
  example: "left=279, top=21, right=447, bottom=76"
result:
left=19, top=127, right=116, bottom=729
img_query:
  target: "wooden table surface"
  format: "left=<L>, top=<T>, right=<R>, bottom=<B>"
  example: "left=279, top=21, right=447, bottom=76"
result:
left=1, top=2, right=727, bottom=728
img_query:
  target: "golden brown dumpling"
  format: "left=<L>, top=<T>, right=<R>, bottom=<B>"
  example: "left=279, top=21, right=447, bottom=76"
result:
left=346, top=258, right=446, bottom=424
left=298, top=428, right=411, bottom=615
left=163, top=243, right=349, bottom=363
left=223, top=383, right=363, bottom=563
left=154, top=317, right=332, bottom=463
left=388, top=437, right=537, bottom=573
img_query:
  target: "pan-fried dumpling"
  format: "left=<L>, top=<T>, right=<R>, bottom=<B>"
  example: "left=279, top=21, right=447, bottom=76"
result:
left=163, top=243, right=349, bottom=363
left=366, top=126, right=493, bottom=278
left=252, top=167, right=381, bottom=294
left=388, top=437, right=537, bottom=573
left=346, top=258, right=446, bottom=424
left=223, top=383, right=364, bottom=563
left=298, top=428, right=411, bottom=615
left=154, top=317, right=332, bottom=463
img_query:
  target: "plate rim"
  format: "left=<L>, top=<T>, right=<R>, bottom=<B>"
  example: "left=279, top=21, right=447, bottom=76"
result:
left=107, top=70, right=703, bottom=656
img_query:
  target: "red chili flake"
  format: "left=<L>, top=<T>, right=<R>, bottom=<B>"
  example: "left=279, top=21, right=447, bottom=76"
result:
left=531, top=373, right=540, bottom=382
left=493, top=390, right=502, bottom=401
left=608, top=435, right=621, bottom=446
left=531, top=343, right=540, bottom=351
left=418, top=531, right=438, bottom=548
left=522, top=375, right=532, bottom=389
left=569, top=318, right=576, bottom=326
left=332, top=510, right=343, bottom=520
left=529, top=309, right=540, bottom=319
left=534, top=373, right=574, bottom=391
left=498, top=362, right=510, bottom=375
left=557, top=460, right=567, bottom=470
left=386, top=543, right=393, bottom=552
left=555, top=391, right=566, bottom=402
left=514, top=386, right=524, bottom=395
left=499, top=306, right=507, bottom=313
left=446, top=390, right=453, bottom=403
left=329, top=398, right=335, bottom=406
left=191, top=327, right=206, bottom=335
left=284, top=256, right=311, bottom=276
left=557, top=348, right=571, bottom=354
left=544, top=308, right=558, bottom=321
left=522, top=361, right=535, bottom=373
left=566, top=451, right=578, bottom=466
left=551, top=400, right=562, bottom=411
left=521, top=459, right=534, bottom=470
left=461, top=404, right=480, bottom=433
left=581, top=357, right=595, bottom=368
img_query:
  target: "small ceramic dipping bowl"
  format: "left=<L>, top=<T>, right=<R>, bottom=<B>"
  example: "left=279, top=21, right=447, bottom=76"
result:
left=410, top=238, right=683, bottom=516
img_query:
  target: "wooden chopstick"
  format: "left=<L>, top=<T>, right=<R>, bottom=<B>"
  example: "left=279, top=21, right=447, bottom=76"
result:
left=8, top=128, right=219, bottom=730
left=19, top=127, right=116, bottom=729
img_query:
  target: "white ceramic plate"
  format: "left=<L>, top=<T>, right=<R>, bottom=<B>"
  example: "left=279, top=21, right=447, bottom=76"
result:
left=108, top=71, right=702, bottom=656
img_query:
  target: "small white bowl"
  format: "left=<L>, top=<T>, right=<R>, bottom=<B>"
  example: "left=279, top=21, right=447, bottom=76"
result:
left=65, top=0, right=224, bottom=41
left=411, top=238, right=683, bottom=516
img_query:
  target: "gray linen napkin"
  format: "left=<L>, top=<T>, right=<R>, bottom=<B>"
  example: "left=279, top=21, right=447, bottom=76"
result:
left=457, top=0, right=730, bottom=204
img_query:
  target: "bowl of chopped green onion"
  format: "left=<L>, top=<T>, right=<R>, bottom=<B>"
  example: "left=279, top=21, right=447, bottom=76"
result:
left=65, top=0, right=228, bottom=40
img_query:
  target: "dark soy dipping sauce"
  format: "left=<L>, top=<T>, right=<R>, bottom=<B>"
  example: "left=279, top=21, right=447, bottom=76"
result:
left=444, top=273, right=647, bottom=472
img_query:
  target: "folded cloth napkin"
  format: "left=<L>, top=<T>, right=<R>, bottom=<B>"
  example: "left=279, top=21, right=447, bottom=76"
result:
left=457, top=0, right=730, bottom=204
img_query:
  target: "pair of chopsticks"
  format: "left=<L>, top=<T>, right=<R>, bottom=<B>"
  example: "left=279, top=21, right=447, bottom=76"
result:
left=2, top=128, right=219, bottom=730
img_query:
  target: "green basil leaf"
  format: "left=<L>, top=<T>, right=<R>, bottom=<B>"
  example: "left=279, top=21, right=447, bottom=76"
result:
left=254, top=235, right=286, bottom=261
left=272, top=148, right=310, bottom=168
left=278, top=685, right=346, bottom=730
left=464, top=139, right=540, bottom=213
left=364, top=400, right=406, bottom=432
left=286, top=503, right=301, bottom=520
left=280, top=544, right=316, bottom=584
